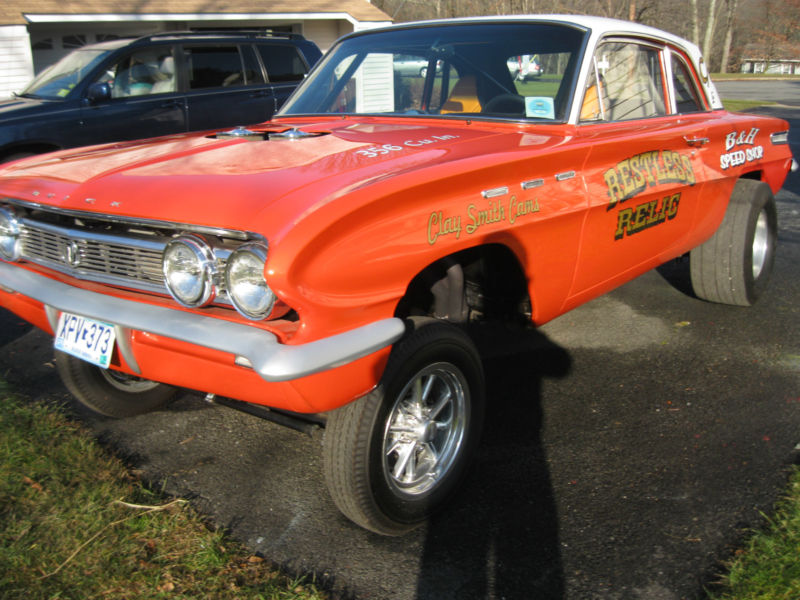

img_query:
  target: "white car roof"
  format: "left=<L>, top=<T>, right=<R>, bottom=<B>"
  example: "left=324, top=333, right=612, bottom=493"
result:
left=359, top=15, right=723, bottom=113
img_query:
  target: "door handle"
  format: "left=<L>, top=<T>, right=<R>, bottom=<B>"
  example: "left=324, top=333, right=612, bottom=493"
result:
left=683, top=135, right=709, bottom=147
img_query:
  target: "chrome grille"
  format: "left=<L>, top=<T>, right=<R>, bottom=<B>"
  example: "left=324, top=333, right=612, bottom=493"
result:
left=18, top=219, right=168, bottom=293
left=1, top=198, right=259, bottom=305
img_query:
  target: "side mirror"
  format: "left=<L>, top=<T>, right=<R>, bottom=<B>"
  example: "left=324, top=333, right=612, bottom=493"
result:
left=86, top=82, right=112, bottom=104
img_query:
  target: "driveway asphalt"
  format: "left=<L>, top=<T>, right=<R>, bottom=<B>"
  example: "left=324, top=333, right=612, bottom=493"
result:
left=1, top=99, right=799, bottom=599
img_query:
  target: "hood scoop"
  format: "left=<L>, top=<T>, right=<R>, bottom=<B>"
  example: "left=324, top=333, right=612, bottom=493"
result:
left=211, top=126, right=329, bottom=142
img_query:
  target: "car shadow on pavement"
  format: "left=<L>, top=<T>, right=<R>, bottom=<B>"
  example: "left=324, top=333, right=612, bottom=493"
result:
left=415, top=324, right=571, bottom=600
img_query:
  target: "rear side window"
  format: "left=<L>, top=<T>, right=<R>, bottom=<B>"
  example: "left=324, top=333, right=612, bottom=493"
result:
left=581, top=40, right=667, bottom=122
left=185, top=45, right=263, bottom=89
left=256, top=44, right=308, bottom=82
left=671, top=53, right=706, bottom=113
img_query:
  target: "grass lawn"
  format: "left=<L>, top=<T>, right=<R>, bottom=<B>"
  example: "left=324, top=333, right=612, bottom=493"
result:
left=712, top=73, right=800, bottom=80
left=0, top=385, right=326, bottom=600
left=722, top=99, right=778, bottom=112
left=707, top=467, right=800, bottom=599
left=2, top=380, right=798, bottom=599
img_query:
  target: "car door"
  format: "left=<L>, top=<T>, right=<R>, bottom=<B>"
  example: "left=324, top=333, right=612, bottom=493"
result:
left=570, top=38, right=711, bottom=299
left=79, top=45, right=188, bottom=143
left=183, top=44, right=276, bottom=131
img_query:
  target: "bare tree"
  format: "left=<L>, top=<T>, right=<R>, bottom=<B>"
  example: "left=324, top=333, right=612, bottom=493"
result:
left=719, top=0, right=738, bottom=72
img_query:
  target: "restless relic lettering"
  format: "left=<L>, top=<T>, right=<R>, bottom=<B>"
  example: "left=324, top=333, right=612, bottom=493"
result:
left=614, top=193, right=680, bottom=240
left=604, top=150, right=695, bottom=209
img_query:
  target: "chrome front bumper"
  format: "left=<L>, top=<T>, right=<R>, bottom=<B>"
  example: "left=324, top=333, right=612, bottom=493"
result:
left=0, top=261, right=405, bottom=382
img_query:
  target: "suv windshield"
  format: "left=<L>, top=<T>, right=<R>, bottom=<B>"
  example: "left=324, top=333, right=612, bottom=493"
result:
left=279, top=22, right=587, bottom=121
left=22, top=48, right=112, bottom=99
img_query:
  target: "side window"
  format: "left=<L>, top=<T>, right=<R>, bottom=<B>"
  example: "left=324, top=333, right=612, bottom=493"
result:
left=671, top=53, right=706, bottom=113
left=186, top=45, right=248, bottom=89
left=257, top=44, right=308, bottom=82
left=99, top=47, right=177, bottom=98
left=580, top=41, right=666, bottom=122
left=506, top=52, right=572, bottom=119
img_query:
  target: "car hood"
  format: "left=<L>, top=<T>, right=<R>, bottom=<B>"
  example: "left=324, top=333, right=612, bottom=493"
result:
left=0, top=95, right=65, bottom=121
left=0, top=119, right=566, bottom=238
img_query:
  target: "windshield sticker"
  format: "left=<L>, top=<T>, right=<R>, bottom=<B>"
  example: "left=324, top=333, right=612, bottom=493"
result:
left=720, top=128, right=762, bottom=170
left=427, top=196, right=540, bottom=245
left=604, top=150, right=695, bottom=209
left=525, top=97, right=555, bottom=119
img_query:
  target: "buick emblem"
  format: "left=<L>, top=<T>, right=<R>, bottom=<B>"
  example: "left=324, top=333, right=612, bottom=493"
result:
left=63, top=240, right=81, bottom=268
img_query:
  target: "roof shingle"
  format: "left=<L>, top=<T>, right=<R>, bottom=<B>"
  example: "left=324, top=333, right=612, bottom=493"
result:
left=1, top=0, right=391, bottom=25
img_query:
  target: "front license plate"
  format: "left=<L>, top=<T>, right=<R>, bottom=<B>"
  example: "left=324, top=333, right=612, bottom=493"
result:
left=54, top=312, right=116, bottom=368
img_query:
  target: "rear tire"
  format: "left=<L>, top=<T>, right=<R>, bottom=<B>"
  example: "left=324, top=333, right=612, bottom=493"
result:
left=323, top=319, right=485, bottom=535
left=689, top=179, right=777, bottom=306
left=55, top=351, right=176, bottom=418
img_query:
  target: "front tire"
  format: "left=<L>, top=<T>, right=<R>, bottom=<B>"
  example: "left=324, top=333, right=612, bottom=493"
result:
left=55, top=351, right=176, bottom=418
left=689, top=179, right=777, bottom=306
left=323, top=319, right=485, bottom=535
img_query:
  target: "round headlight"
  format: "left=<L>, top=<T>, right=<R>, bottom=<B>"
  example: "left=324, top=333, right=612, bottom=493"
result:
left=162, top=235, right=217, bottom=307
left=0, top=207, right=22, bottom=261
left=225, top=243, right=275, bottom=320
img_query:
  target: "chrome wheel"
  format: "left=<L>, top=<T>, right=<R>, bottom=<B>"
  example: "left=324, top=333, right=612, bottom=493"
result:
left=101, top=368, right=163, bottom=393
left=382, top=363, right=467, bottom=496
left=323, top=319, right=485, bottom=535
left=56, top=350, right=176, bottom=418
left=752, top=209, right=769, bottom=279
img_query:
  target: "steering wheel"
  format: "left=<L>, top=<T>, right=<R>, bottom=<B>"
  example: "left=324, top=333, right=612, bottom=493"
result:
left=482, top=93, right=526, bottom=115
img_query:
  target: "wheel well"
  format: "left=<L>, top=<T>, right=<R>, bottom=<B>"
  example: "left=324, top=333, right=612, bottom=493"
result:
left=739, top=170, right=762, bottom=182
left=395, top=244, right=531, bottom=323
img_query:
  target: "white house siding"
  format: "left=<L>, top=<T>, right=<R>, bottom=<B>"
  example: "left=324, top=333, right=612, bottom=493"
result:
left=0, top=26, right=34, bottom=98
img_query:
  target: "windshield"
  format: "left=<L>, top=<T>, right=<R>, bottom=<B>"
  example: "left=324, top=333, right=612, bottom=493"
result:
left=22, top=48, right=112, bottom=99
left=279, top=22, right=587, bottom=121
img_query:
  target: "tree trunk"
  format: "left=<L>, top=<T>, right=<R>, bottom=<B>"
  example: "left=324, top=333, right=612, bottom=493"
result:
left=719, top=0, right=739, bottom=73
left=703, top=0, right=719, bottom=62
left=690, top=0, right=701, bottom=47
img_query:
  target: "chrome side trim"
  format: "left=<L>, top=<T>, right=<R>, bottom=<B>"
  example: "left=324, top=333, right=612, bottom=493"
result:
left=521, top=178, right=544, bottom=190
left=481, top=186, right=509, bottom=199
left=0, top=262, right=406, bottom=383
left=555, top=170, right=576, bottom=181
left=770, top=131, right=789, bottom=145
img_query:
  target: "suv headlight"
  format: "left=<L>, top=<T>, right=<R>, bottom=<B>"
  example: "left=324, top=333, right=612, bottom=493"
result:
left=225, top=243, right=275, bottom=320
left=162, top=235, right=217, bottom=307
left=0, top=207, right=21, bottom=261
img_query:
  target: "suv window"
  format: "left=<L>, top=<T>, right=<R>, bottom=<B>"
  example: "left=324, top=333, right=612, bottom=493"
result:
left=257, top=45, right=309, bottom=82
left=186, top=45, right=258, bottom=89
left=581, top=41, right=666, bottom=122
left=99, top=47, right=177, bottom=98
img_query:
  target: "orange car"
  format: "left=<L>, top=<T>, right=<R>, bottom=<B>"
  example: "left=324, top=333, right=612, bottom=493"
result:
left=0, top=16, right=795, bottom=535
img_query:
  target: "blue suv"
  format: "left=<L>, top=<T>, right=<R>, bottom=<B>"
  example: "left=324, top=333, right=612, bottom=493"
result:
left=0, top=31, right=322, bottom=162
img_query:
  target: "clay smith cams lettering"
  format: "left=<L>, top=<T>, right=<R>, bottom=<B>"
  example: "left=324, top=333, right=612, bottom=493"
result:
left=603, top=150, right=695, bottom=209
left=615, top=193, right=680, bottom=240
left=427, top=196, right=540, bottom=245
